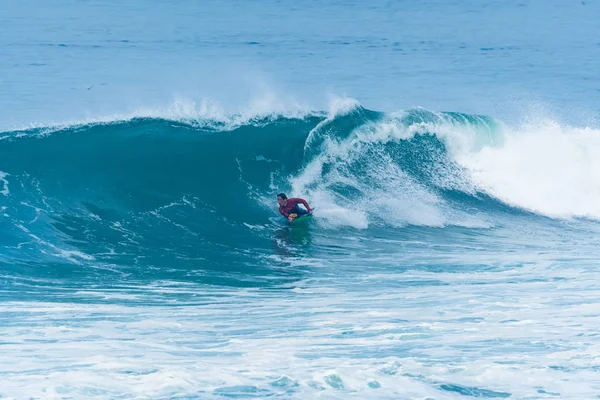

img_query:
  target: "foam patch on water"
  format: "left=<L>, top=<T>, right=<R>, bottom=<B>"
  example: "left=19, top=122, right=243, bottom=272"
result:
left=0, top=171, right=9, bottom=196
left=2, top=253, right=600, bottom=399
left=26, top=233, right=95, bottom=264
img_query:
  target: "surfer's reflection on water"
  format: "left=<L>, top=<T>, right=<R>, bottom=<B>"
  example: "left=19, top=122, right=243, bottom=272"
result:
left=271, top=224, right=313, bottom=258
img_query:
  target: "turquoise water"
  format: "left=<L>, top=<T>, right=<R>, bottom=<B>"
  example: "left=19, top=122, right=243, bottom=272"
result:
left=2, top=1, right=600, bottom=399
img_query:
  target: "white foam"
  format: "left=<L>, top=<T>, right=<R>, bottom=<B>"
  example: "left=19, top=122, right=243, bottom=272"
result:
left=456, top=119, right=600, bottom=219
left=297, top=107, right=600, bottom=223
left=369, top=111, right=600, bottom=220
left=310, top=192, right=369, bottom=229
left=292, top=112, right=490, bottom=228
left=3, top=261, right=599, bottom=399
left=325, top=94, right=361, bottom=119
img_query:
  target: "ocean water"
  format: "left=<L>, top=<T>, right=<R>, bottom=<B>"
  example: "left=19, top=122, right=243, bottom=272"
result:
left=2, top=1, right=600, bottom=399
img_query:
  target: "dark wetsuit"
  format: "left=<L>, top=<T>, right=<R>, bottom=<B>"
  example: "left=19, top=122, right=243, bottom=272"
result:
left=279, top=198, right=311, bottom=217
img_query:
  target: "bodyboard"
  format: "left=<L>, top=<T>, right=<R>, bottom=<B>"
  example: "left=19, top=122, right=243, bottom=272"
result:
left=290, top=214, right=313, bottom=225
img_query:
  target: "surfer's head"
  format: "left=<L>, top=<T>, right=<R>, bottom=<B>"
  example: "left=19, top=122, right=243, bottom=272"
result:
left=277, top=193, right=288, bottom=206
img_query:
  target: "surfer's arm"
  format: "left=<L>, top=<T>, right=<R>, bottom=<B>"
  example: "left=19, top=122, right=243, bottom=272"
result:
left=291, top=198, right=312, bottom=213
left=279, top=207, right=293, bottom=222
left=300, top=199, right=312, bottom=213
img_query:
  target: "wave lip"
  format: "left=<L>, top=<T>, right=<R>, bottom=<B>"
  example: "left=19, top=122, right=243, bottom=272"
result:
left=0, top=96, right=322, bottom=137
